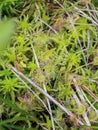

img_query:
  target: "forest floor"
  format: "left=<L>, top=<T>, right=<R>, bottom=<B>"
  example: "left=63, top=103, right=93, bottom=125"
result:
left=0, top=0, right=98, bottom=130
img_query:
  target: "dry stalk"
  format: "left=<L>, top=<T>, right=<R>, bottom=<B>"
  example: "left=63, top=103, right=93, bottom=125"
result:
left=9, top=65, right=84, bottom=126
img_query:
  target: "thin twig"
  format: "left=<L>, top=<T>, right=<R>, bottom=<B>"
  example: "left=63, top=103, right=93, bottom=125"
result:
left=39, top=18, right=58, bottom=34
left=72, top=93, right=91, bottom=126
left=68, top=1, right=98, bottom=26
left=12, top=70, right=49, bottom=112
left=9, top=65, right=84, bottom=126
left=33, top=4, right=55, bottom=129
left=89, top=3, right=98, bottom=18
left=12, top=69, right=64, bottom=130
left=73, top=7, right=98, bottom=26
left=86, top=4, right=98, bottom=24
left=80, top=85, right=98, bottom=114
left=55, top=0, right=88, bottom=69
left=80, top=9, right=98, bottom=13
left=81, top=85, right=98, bottom=102
left=89, top=78, right=98, bottom=85
left=31, top=44, right=55, bottom=130
left=35, top=3, right=58, bottom=34
left=72, top=78, right=91, bottom=126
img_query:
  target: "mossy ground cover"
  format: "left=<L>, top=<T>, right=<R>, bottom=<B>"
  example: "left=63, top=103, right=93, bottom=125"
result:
left=0, top=0, right=98, bottom=130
